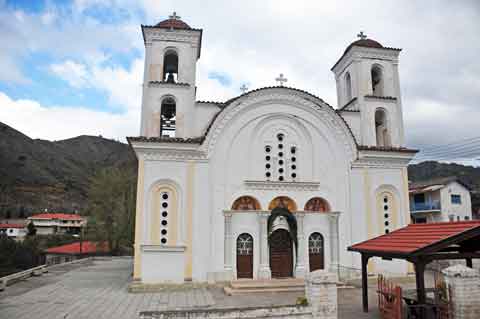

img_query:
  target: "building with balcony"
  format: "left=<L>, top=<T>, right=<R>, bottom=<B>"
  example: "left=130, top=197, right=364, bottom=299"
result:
left=409, top=177, right=472, bottom=223
left=0, top=223, right=27, bottom=240
left=27, top=213, right=86, bottom=235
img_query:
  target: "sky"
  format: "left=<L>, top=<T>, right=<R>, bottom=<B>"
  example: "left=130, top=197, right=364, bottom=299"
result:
left=0, top=0, right=479, bottom=164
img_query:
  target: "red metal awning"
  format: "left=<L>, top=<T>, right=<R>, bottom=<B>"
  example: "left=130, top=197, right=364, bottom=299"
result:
left=349, top=221, right=480, bottom=256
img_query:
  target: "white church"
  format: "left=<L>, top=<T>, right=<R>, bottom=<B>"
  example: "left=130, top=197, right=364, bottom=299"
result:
left=127, top=14, right=417, bottom=284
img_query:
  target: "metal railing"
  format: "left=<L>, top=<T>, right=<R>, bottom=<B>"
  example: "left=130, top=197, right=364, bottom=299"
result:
left=0, top=257, right=92, bottom=291
left=411, top=201, right=441, bottom=212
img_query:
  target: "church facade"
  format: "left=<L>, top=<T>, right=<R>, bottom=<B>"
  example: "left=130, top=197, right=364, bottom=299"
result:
left=128, top=15, right=417, bottom=284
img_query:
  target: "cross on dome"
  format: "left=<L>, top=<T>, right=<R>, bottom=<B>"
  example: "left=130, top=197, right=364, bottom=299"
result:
left=275, top=73, right=288, bottom=86
left=169, top=11, right=181, bottom=20
left=357, top=31, right=367, bottom=40
left=240, top=84, right=249, bottom=93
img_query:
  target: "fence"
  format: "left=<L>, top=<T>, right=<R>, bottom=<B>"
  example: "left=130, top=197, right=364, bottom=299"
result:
left=377, top=274, right=403, bottom=319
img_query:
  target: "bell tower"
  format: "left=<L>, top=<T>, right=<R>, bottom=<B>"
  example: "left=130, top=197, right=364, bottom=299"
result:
left=140, top=13, right=202, bottom=138
left=332, top=32, right=405, bottom=147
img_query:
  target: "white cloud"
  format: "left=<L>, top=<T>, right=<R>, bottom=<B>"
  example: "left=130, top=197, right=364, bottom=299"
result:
left=50, top=57, right=143, bottom=112
left=0, top=0, right=479, bottom=153
left=51, top=60, right=90, bottom=88
left=0, top=92, right=138, bottom=141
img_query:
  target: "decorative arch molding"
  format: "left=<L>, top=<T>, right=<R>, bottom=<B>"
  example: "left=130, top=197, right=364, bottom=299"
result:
left=374, top=184, right=401, bottom=235
left=231, top=196, right=262, bottom=210
left=304, top=197, right=331, bottom=212
left=202, top=88, right=358, bottom=161
left=268, top=196, right=297, bottom=212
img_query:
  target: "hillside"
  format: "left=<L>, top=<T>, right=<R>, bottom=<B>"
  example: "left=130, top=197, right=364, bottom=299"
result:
left=1, top=120, right=479, bottom=217
left=0, top=122, right=136, bottom=217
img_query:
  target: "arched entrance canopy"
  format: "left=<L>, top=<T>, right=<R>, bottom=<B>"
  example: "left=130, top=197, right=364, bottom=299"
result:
left=268, top=207, right=298, bottom=251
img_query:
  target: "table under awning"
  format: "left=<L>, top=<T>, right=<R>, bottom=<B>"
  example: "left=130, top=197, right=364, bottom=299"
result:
left=348, top=221, right=480, bottom=313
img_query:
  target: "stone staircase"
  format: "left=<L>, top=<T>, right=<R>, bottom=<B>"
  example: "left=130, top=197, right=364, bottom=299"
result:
left=223, top=278, right=305, bottom=295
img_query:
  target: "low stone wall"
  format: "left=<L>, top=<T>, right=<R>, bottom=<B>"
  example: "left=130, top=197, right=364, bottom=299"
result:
left=140, top=305, right=312, bottom=319
left=140, top=270, right=338, bottom=319
left=443, top=265, right=480, bottom=319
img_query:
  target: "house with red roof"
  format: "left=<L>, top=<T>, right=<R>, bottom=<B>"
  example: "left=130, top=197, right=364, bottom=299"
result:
left=44, top=241, right=109, bottom=265
left=0, top=223, right=26, bottom=240
left=27, top=213, right=86, bottom=235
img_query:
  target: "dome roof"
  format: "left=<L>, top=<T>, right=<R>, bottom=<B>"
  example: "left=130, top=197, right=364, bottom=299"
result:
left=344, top=38, right=384, bottom=54
left=156, top=18, right=191, bottom=30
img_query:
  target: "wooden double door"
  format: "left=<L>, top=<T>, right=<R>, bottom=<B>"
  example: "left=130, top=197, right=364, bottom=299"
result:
left=269, top=229, right=293, bottom=278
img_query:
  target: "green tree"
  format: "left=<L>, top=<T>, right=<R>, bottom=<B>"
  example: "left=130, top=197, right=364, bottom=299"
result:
left=87, top=166, right=136, bottom=254
left=27, top=222, right=37, bottom=236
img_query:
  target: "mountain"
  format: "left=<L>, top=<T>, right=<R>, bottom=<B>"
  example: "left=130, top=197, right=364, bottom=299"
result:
left=0, top=122, right=136, bottom=217
left=1, top=120, right=479, bottom=217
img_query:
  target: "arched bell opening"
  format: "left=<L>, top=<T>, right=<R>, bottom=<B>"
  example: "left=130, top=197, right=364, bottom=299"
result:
left=371, top=64, right=384, bottom=96
left=163, top=50, right=179, bottom=83
left=160, top=97, right=176, bottom=137
left=375, top=108, right=391, bottom=147
left=345, top=72, right=352, bottom=102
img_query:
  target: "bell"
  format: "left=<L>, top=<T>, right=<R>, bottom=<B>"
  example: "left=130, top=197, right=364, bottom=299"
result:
left=270, top=216, right=290, bottom=235
left=166, top=73, right=175, bottom=83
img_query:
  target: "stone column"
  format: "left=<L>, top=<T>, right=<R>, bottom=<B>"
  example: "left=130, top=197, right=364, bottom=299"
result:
left=306, top=270, right=338, bottom=319
left=223, top=211, right=233, bottom=279
left=328, top=212, right=340, bottom=280
left=443, top=264, right=480, bottom=319
left=295, top=212, right=307, bottom=278
left=258, top=212, right=271, bottom=279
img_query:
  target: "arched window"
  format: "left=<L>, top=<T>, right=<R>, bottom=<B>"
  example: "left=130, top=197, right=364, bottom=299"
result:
left=268, top=196, right=297, bottom=212
left=309, top=232, right=324, bottom=271
left=163, top=50, right=178, bottom=83
left=345, top=72, right=352, bottom=102
left=376, top=189, right=398, bottom=235
left=375, top=109, right=391, bottom=147
left=149, top=183, right=179, bottom=246
left=160, top=97, right=176, bottom=137
left=304, top=197, right=331, bottom=212
left=371, top=65, right=384, bottom=96
left=236, top=233, right=253, bottom=278
left=231, top=196, right=261, bottom=210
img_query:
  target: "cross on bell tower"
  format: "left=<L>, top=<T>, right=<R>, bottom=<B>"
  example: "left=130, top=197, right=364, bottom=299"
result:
left=357, top=31, right=367, bottom=40
left=275, top=73, right=288, bottom=86
left=169, top=11, right=181, bottom=20
left=240, top=84, right=248, bottom=93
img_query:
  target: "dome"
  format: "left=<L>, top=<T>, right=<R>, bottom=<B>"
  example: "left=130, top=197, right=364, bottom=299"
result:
left=344, top=38, right=384, bottom=54
left=156, top=18, right=191, bottom=30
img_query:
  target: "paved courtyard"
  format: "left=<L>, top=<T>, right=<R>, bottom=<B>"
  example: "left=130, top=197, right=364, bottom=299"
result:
left=0, top=257, right=380, bottom=319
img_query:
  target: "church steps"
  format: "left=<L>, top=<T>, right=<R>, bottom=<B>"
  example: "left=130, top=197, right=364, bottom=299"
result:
left=224, top=278, right=305, bottom=295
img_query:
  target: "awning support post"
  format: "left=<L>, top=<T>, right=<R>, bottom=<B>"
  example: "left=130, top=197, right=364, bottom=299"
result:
left=361, top=254, right=370, bottom=312
left=414, top=260, right=426, bottom=304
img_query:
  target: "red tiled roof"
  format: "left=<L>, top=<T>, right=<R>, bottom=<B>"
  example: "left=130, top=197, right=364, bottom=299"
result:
left=0, top=223, right=25, bottom=229
left=45, top=241, right=108, bottom=255
left=344, top=38, right=384, bottom=54
left=349, top=221, right=480, bottom=255
left=156, top=18, right=191, bottom=29
left=29, top=213, right=84, bottom=220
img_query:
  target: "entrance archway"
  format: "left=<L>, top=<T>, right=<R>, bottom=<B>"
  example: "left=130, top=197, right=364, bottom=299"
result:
left=236, top=233, right=253, bottom=278
left=269, top=229, right=293, bottom=278
left=308, top=232, right=324, bottom=271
